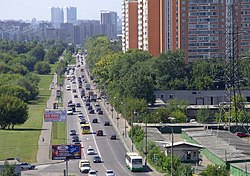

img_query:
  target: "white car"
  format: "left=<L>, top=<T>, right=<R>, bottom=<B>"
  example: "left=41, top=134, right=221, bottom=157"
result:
left=87, top=147, right=95, bottom=155
left=79, top=160, right=91, bottom=173
left=67, top=109, right=73, bottom=115
left=105, top=170, right=115, bottom=176
left=88, top=170, right=98, bottom=176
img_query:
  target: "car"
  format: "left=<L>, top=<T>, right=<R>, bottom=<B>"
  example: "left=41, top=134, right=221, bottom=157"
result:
left=79, top=160, right=91, bottom=173
left=67, top=109, right=73, bottom=115
left=88, top=105, right=93, bottom=110
left=79, top=118, right=87, bottom=124
left=72, top=137, right=80, bottom=142
left=92, top=118, right=98, bottom=123
left=67, top=100, right=73, bottom=105
left=87, top=147, right=95, bottom=155
left=110, top=134, right=116, bottom=140
left=105, top=170, right=116, bottom=176
left=20, top=162, right=35, bottom=170
left=70, top=130, right=76, bottom=136
left=72, top=89, right=77, bottom=93
left=95, top=107, right=101, bottom=113
left=86, top=102, right=90, bottom=106
left=104, top=121, right=110, bottom=126
left=93, top=155, right=102, bottom=163
left=234, top=132, right=249, bottom=137
left=74, top=94, right=78, bottom=98
left=76, top=103, right=81, bottom=107
left=72, top=135, right=79, bottom=140
left=88, top=170, right=98, bottom=176
left=89, top=109, right=95, bottom=114
left=96, top=129, right=103, bottom=136
left=98, top=110, right=103, bottom=115
left=78, top=113, right=84, bottom=118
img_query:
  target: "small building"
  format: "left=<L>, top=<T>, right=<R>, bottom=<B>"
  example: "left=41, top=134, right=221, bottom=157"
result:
left=164, top=141, right=203, bottom=163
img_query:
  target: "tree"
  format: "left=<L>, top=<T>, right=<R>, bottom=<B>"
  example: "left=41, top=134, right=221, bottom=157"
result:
left=44, top=49, right=58, bottom=64
left=200, top=164, right=230, bottom=176
left=196, top=108, right=213, bottom=123
left=166, top=99, right=188, bottom=123
left=34, top=61, right=51, bottom=74
left=28, top=45, right=45, bottom=61
left=0, top=161, right=18, bottom=176
left=0, top=95, right=29, bottom=129
left=0, top=85, right=30, bottom=102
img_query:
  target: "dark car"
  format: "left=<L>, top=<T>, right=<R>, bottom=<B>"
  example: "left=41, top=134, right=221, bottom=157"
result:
left=72, top=89, right=77, bottom=93
left=92, top=118, right=98, bottom=123
left=76, top=103, right=81, bottom=107
left=98, top=110, right=103, bottom=115
left=85, top=102, right=90, bottom=106
left=70, top=130, right=76, bottom=136
left=110, top=134, right=116, bottom=140
left=88, top=106, right=93, bottom=110
left=104, top=121, right=110, bottom=126
left=20, top=162, right=36, bottom=170
left=74, top=94, right=78, bottom=98
left=89, top=109, right=95, bottom=114
left=96, top=130, right=103, bottom=136
left=93, top=155, right=102, bottom=163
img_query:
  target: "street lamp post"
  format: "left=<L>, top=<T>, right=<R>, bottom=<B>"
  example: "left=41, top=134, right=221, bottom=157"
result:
left=131, top=111, right=136, bottom=151
left=168, top=117, right=175, bottom=176
left=144, top=114, right=148, bottom=166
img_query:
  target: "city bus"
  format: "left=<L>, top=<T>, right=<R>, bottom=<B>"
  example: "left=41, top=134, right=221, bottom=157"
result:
left=81, top=124, right=90, bottom=134
left=125, top=152, right=143, bottom=172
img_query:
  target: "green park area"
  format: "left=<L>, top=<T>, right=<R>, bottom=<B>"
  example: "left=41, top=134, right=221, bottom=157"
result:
left=0, top=65, right=66, bottom=163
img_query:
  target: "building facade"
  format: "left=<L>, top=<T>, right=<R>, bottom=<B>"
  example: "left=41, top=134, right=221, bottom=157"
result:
left=122, top=0, right=250, bottom=62
left=100, top=10, right=118, bottom=39
left=66, top=7, right=77, bottom=25
left=51, top=7, right=64, bottom=28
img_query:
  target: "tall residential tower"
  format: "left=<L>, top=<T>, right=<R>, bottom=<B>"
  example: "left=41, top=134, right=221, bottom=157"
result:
left=51, top=7, right=64, bottom=28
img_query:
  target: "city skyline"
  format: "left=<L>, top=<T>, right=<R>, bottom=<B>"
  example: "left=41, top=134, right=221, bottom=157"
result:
left=0, top=0, right=121, bottom=22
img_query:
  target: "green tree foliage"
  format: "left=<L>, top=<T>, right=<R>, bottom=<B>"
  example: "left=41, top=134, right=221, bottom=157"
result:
left=0, top=85, right=30, bottom=102
left=0, top=161, right=18, bottom=176
left=0, top=95, right=29, bottom=129
left=44, top=49, right=58, bottom=64
left=196, top=108, right=214, bottom=123
left=200, top=164, right=230, bottom=176
left=34, top=61, right=51, bottom=74
left=28, top=45, right=45, bottom=61
left=166, top=99, right=188, bottom=123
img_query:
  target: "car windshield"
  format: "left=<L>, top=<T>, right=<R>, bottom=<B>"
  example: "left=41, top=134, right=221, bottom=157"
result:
left=107, top=171, right=113, bottom=173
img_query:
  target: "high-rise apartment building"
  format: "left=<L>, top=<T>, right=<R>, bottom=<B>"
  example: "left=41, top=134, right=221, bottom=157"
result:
left=122, top=0, right=250, bottom=62
left=51, top=7, right=64, bottom=28
left=66, top=7, right=77, bottom=25
left=100, top=10, right=117, bottom=39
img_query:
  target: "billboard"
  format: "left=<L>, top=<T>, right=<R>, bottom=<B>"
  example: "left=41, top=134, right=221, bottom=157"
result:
left=44, top=109, right=66, bottom=122
left=52, top=144, right=81, bottom=160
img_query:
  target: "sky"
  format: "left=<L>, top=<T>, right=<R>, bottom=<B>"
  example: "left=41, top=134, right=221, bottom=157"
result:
left=0, top=0, right=122, bottom=22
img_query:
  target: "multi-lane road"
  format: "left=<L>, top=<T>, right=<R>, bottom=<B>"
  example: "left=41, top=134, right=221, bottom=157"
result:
left=23, top=55, right=154, bottom=176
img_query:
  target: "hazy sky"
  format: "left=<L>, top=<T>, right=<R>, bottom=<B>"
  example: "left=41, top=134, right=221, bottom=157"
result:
left=0, top=0, right=122, bottom=21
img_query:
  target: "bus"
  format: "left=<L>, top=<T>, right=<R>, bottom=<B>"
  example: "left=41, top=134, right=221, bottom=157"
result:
left=125, top=152, right=143, bottom=172
left=81, top=124, right=90, bottom=134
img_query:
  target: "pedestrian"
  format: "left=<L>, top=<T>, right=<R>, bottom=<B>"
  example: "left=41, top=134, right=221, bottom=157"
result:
left=42, top=137, right=44, bottom=142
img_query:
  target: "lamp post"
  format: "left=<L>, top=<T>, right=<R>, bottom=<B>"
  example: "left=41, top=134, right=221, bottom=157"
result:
left=131, top=110, right=137, bottom=151
left=168, top=117, right=175, bottom=176
left=144, top=113, right=148, bottom=166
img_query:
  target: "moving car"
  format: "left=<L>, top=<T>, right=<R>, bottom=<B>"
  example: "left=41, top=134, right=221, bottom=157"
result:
left=87, top=147, right=95, bottom=155
left=110, top=134, right=116, bottom=140
left=76, top=102, right=81, bottom=107
left=96, top=130, right=103, bottom=136
left=20, top=162, right=36, bottom=170
left=70, top=130, right=76, bottom=136
left=89, top=109, right=95, bottom=114
left=74, top=94, right=78, bottom=98
left=105, top=170, right=116, bottom=176
left=93, top=155, right=102, bottom=163
left=98, top=110, right=103, bottom=115
left=234, top=132, right=249, bottom=137
left=79, top=160, right=91, bottom=173
left=72, top=89, right=77, bottom=93
left=88, top=170, right=98, bottom=176
left=104, top=121, right=110, bottom=126
left=67, top=109, right=73, bottom=115
left=92, top=118, right=98, bottom=123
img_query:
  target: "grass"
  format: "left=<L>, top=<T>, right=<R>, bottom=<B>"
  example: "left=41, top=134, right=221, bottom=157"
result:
left=0, top=66, right=56, bottom=163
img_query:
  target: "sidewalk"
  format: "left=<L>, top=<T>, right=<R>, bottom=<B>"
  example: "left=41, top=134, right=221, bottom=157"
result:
left=36, top=73, right=58, bottom=164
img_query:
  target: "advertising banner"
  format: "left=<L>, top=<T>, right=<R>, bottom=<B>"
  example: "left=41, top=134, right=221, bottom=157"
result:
left=44, top=109, right=66, bottom=122
left=52, top=144, right=81, bottom=160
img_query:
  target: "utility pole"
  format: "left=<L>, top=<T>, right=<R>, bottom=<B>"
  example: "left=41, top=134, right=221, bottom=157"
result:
left=124, top=99, right=127, bottom=137
left=131, top=111, right=135, bottom=151
left=171, top=126, right=174, bottom=176
left=144, top=114, right=148, bottom=166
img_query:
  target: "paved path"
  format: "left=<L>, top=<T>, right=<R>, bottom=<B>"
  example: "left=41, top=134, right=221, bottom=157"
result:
left=36, top=73, right=57, bottom=164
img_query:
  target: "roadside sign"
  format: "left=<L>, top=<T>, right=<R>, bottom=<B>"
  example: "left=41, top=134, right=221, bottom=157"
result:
left=52, top=144, right=81, bottom=160
left=44, top=109, right=66, bottom=122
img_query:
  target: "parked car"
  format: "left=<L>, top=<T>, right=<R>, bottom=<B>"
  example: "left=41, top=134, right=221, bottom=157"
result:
left=96, top=129, right=103, bottom=136
left=72, top=89, right=77, bottom=93
left=234, top=132, right=249, bottom=137
left=93, top=155, right=102, bottom=163
left=20, top=162, right=36, bottom=170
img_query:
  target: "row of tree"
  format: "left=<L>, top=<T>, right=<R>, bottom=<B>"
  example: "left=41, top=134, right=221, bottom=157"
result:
left=0, top=39, right=72, bottom=129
